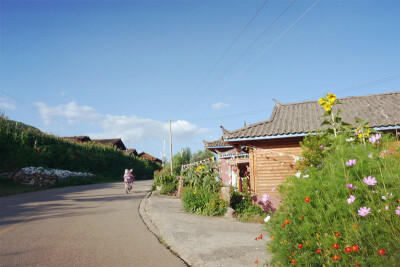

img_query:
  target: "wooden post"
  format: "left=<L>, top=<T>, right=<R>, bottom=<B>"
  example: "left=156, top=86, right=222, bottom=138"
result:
left=169, top=120, right=173, bottom=175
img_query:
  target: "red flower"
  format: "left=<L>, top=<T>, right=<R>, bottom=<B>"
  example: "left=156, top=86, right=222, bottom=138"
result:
left=332, top=244, right=339, bottom=249
left=291, top=259, right=297, bottom=264
left=355, top=265, right=361, bottom=267
left=284, top=219, right=290, bottom=224
left=282, top=224, right=285, bottom=228
left=254, top=237, right=258, bottom=240
left=332, top=255, right=340, bottom=261
left=260, top=221, right=264, bottom=224
left=378, top=249, right=386, bottom=256
left=316, top=249, right=321, bottom=254
left=258, top=234, right=263, bottom=240
left=304, top=197, right=311, bottom=203
left=352, top=245, right=359, bottom=252
left=298, top=244, right=303, bottom=249
left=397, top=199, right=400, bottom=203
left=334, top=232, right=340, bottom=237
left=254, top=260, right=258, bottom=264
left=301, top=215, right=305, bottom=219
left=345, top=247, right=352, bottom=253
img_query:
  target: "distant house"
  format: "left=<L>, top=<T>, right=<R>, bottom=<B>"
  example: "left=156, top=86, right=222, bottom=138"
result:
left=62, top=136, right=92, bottom=143
left=62, top=136, right=127, bottom=151
left=138, top=152, right=162, bottom=164
left=221, top=91, right=400, bottom=203
left=91, top=138, right=127, bottom=150
left=204, top=139, right=249, bottom=189
left=125, top=148, right=138, bottom=157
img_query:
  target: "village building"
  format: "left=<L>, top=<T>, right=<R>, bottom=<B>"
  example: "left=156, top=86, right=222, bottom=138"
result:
left=220, top=91, right=400, bottom=205
left=138, top=152, right=162, bottom=164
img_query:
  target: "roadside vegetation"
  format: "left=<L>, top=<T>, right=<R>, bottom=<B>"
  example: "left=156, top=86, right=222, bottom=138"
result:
left=0, top=111, right=160, bottom=196
left=266, top=94, right=400, bottom=266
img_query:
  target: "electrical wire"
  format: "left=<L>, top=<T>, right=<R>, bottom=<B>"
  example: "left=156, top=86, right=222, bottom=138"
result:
left=196, top=0, right=320, bottom=110
left=184, top=0, right=298, bottom=114
left=179, top=72, right=400, bottom=122
left=171, top=0, right=269, bottom=116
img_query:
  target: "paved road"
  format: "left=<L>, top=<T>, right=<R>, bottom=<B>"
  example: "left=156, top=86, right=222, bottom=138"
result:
left=0, top=180, right=186, bottom=267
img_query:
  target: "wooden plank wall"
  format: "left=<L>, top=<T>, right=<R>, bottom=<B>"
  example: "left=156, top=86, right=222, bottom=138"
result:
left=249, top=138, right=303, bottom=196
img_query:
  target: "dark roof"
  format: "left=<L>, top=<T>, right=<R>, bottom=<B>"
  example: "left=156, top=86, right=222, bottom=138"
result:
left=222, top=91, right=400, bottom=141
left=91, top=138, right=126, bottom=150
left=203, top=139, right=233, bottom=148
left=125, top=148, right=138, bottom=157
left=62, top=136, right=91, bottom=142
left=138, top=152, right=162, bottom=163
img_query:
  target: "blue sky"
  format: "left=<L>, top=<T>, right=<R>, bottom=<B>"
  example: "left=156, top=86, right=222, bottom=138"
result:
left=1, top=0, right=400, bottom=160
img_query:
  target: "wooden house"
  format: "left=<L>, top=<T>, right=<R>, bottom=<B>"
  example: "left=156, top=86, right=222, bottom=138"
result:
left=91, top=138, right=127, bottom=150
left=138, top=152, right=162, bottom=164
left=221, top=91, right=400, bottom=204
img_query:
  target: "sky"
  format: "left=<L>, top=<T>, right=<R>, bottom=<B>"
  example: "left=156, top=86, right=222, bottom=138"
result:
left=1, top=0, right=400, bottom=160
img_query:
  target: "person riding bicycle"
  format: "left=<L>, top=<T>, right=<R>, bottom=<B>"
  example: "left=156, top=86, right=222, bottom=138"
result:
left=123, top=169, right=134, bottom=193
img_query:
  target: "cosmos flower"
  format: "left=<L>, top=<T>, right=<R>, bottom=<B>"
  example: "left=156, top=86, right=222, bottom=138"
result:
left=363, top=176, right=377, bottom=186
left=358, top=207, right=371, bottom=217
left=347, top=195, right=356, bottom=204
left=346, top=159, right=356, bottom=166
left=346, top=183, right=357, bottom=189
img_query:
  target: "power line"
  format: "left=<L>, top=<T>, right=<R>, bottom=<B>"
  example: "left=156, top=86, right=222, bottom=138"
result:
left=179, top=71, right=400, bottom=122
left=186, top=0, right=298, bottom=113
left=200, top=0, right=320, bottom=108
left=171, top=0, right=269, bottom=116
left=299, top=72, right=400, bottom=102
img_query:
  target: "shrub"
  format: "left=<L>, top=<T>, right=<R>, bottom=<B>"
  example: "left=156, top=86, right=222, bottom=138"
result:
left=181, top=163, right=227, bottom=216
left=266, top=95, right=400, bottom=266
left=230, top=189, right=252, bottom=214
left=182, top=187, right=227, bottom=216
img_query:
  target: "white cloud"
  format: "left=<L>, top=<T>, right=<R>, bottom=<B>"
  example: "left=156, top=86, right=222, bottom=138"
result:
left=212, top=102, right=230, bottom=110
left=35, top=102, right=102, bottom=125
left=36, top=102, right=208, bottom=142
left=0, top=97, right=16, bottom=110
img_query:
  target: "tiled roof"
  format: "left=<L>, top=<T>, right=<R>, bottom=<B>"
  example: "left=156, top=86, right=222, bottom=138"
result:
left=203, top=139, right=233, bottom=148
left=222, top=91, right=400, bottom=140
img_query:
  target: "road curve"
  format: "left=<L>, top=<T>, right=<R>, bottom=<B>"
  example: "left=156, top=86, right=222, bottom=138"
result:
left=0, top=180, right=187, bottom=267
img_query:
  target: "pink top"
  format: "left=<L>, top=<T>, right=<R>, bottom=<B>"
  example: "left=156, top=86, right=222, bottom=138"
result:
left=124, top=173, right=134, bottom=182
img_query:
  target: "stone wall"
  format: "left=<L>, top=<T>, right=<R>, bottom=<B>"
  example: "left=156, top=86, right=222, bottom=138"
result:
left=0, top=167, right=95, bottom=186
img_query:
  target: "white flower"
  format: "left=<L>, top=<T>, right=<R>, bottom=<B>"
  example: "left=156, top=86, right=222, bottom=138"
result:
left=368, top=153, right=373, bottom=159
left=264, top=215, right=271, bottom=222
left=346, top=138, right=355, bottom=142
left=295, top=172, right=301, bottom=178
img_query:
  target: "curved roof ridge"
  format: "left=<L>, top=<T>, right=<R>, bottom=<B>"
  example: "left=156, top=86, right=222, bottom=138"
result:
left=275, top=90, right=400, bottom=106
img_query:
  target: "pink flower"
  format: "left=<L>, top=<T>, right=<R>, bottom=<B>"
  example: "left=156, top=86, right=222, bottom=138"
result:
left=385, top=205, right=389, bottom=211
left=369, top=133, right=382, bottom=144
left=346, top=159, right=356, bottom=166
left=396, top=207, right=400, bottom=216
left=358, top=207, right=371, bottom=217
left=346, top=183, right=356, bottom=189
left=363, top=176, right=377, bottom=186
left=261, top=194, right=270, bottom=203
left=347, top=195, right=355, bottom=204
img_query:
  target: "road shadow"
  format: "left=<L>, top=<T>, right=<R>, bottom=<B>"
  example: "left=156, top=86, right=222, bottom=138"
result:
left=0, top=180, right=152, bottom=227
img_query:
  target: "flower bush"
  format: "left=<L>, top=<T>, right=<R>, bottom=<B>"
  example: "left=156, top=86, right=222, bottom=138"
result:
left=266, top=94, right=400, bottom=266
left=181, top=164, right=227, bottom=216
left=153, top=168, right=178, bottom=195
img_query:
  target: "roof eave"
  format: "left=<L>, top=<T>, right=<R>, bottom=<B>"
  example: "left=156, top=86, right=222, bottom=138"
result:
left=224, top=125, right=400, bottom=142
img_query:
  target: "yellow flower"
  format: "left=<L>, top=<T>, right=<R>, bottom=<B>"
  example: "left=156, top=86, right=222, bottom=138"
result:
left=318, top=98, right=326, bottom=106
left=196, top=166, right=204, bottom=171
left=327, top=93, right=336, bottom=104
left=193, top=191, right=196, bottom=194
left=316, top=233, right=320, bottom=238
left=323, top=102, right=332, bottom=111
left=357, top=133, right=363, bottom=138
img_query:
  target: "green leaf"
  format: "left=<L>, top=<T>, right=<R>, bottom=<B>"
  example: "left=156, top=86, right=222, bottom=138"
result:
left=321, top=119, right=331, bottom=126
